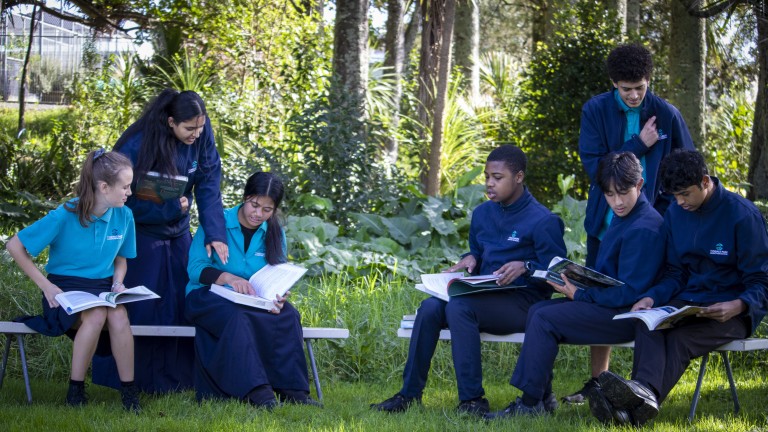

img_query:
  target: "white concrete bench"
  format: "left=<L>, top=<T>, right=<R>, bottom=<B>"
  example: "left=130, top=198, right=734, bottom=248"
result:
left=0, top=322, right=349, bottom=403
left=397, top=328, right=768, bottom=421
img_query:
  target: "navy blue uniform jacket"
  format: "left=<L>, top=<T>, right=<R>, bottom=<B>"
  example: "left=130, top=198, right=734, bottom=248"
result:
left=579, top=90, right=694, bottom=237
left=115, top=117, right=226, bottom=245
left=643, top=178, right=768, bottom=335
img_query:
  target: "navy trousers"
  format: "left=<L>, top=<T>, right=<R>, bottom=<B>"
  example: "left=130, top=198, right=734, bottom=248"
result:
left=401, top=289, right=543, bottom=401
left=632, top=299, right=749, bottom=402
left=92, top=230, right=195, bottom=393
left=186, top=287, right=309, bottom=402
left=510, top=298, right=636, bottom=401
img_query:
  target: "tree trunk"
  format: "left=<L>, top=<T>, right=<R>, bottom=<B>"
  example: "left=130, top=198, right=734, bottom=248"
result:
left=421, top=0, right=456, bottom=196
left=331, top=0, right=369, bottom=120
left=668, top=0, right=706, bottom=147
left=403, top=2, right=421, bottom=71
left=748, top=0, right=768, bottom=200
left=626, top=0, right=640, bottom=38
left=530, top=0, right=547, bottom=53
left=383, top=0, right=405, bottom=163
left=453, top=0, right=479, bottom=99
left=17, top=4, right=37, bottom=134
left=606, top=0, right=627, bottom=36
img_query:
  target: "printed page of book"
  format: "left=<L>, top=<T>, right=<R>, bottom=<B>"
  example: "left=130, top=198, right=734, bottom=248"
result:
left=55, top=291, right=112, bottom=315
left=99, top=286, right=160, bottom=305
left=248, top=263, right=308, bottom=300
left=613, top=306, right=680, bottom=330
left=210, top=284, right=272, bottom=310
left=420, top=273, right=463, bottom=299
left=458, top=274, right=500, bottom=285
left=414, top=283, right=449, bottom=302
left=548, top=258, right=622, bottom=289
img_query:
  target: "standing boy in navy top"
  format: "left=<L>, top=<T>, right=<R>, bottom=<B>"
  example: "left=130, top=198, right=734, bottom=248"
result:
left=570, top=43, right=695, bottom=403
left=485, top=152, right=665, bottom=420
left=589, top=150, right=768, bottom=426
left=370, top=145, right=566, bottom=416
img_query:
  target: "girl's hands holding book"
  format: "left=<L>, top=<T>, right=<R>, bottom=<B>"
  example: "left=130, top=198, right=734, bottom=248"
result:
left=270, top=292, right=290, bottom=315
left=220, top=273, right=254, bottom=295
left=41, top=283, right=63, bottom=308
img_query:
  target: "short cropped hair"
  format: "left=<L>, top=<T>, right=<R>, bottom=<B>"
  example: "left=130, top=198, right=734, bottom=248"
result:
left=660, top=150, right=709, bottom=193
left=487, top=145, right=527, bottom=174
left=606, top=43, right=653, bottom=83
left=597, top=152, right=643, bottom=193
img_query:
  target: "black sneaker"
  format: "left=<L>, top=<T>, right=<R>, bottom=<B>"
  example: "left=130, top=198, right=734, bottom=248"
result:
left=457, top=397, right=490, bottom=416
left=484, top=397, right=546, bottom=420
left=585, top=384, right=630, bottom=425
left=370, top=393, right=422, bottom=413
left=543, top=392, right=559, bottom=413
left=561, top=377, right=599, bottom=404
left=598, top=371, right=659, bottom=426
left=276, top=391, right=323, bottom=407
left=66, top=382, right=88, bottom=407
left=120, top=383, right=142, bottom=413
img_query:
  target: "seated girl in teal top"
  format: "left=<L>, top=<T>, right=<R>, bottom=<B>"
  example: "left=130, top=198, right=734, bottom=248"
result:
left=6, top=149, right=141, bottom=412
left=185, top=171, right=318, bottom=408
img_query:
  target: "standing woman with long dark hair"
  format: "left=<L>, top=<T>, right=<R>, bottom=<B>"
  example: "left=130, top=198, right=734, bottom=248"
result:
left=92, top=89, right=228, bottom=394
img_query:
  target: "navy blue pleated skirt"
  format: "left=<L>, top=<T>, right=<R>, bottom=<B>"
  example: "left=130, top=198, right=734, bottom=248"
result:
left=185, top=287, right=309, bottom=402
left=92, top=230, right=195, bottom=393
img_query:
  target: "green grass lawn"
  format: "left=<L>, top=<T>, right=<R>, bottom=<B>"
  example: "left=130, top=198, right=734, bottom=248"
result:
left=1, top=351, right=767, bottom=431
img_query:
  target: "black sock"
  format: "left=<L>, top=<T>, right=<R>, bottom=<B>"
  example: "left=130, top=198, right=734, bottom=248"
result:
left=120, top=380, right=135, bottom=388
left=274, top=388, right=310, bottom=402
left=69, top=379, right=84, bottom=387
left=521, top=393, right=540, bottom=407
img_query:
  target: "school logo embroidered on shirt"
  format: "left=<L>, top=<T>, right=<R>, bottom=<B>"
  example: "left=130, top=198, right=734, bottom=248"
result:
left=507, top=230, right=521, bottom=243
left=657, top=129, right=668, bottom=140
left=254, top=252, right=265, bottom=257
left=710, top=243, right=729, bottom=256
left=106, top=228, right=123, bottom=241
left=188, top=160, right=198, bottom=174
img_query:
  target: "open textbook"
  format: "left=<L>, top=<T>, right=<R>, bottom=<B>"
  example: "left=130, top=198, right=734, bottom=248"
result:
left=613, top=305, right=707, bottom=330
left=55, top=286, right=160, bottom=315
left=531, top=256, right=623, bottom=290
left=414, top=272, right=524, bottom=302
left=210, top=263, right=307, bottom=310
left=135, top=171, right=188, bottom=203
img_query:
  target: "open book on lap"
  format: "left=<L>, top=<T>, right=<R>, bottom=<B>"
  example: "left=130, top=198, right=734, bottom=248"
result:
left=612, top=305, right=706, bottom=330
left=415, top=272, right=525, bottom=301
left=210, top=263, right=308, bottom=310
left=531, top=256, right=623, bottom=290
left=55, top=286, right=160, bottom=315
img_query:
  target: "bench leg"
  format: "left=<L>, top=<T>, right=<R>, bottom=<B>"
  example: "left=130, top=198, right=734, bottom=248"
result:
left=16, top=335, right=32, bottom=404
left=0, top=334, right=11, bottom=390
left=688, top=352, right=709, bottom=422
left=719, top=351, right=740, bottom=415
left=305, top=339, right=322, bottom=401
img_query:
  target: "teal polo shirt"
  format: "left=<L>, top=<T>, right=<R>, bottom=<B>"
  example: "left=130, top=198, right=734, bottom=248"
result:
left=17, top=200, right=137, bottom=279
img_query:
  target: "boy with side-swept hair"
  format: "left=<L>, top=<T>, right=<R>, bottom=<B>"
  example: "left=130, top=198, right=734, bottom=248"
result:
left=589, top=150, right=768, bottom=426
left=487, top=151, right=665, bottom=420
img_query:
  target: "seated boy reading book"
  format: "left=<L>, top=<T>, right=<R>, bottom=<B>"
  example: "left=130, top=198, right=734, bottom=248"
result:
left=486, top=151, right=665, bottom=421
left=370, top=145, right=566, bottom=416
left=587, top=150, right=768, bottom=427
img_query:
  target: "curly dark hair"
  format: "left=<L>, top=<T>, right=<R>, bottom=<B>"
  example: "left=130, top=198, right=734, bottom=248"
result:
left=660, top=150, right=709, bottom=193
left=606, top=43, right=653, bottom=83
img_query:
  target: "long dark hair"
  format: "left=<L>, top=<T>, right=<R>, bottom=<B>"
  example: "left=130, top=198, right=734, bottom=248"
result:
left=67, top=149, right=133, bottom=227
left=114, top=89, right=207, bottom=177
left=243, top=172, right=286, bottom=265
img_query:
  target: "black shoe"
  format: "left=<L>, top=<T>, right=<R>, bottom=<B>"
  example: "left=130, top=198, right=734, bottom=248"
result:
left=598, top=371, right=659, bottom=426
left=276, top=392, right=323, bottom=407
left=585, top=384, right=630, bottom=425
left=561, top=377, right=599, bottom=404
left=66, top=382, right=88, bottom=407
left=484, top=397, right=546, bottom=420
left=543, top=392, right=559, bottom=413
left=370, top=393, right=422, bottom=413
left=457, top=397, right=490, bottom=416
left=120, top=383, right=142, bottom=413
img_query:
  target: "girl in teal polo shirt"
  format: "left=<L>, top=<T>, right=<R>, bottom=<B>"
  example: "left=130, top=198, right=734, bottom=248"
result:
left=6, top=149, right=141, bottom=412
left=185, top=172, right=318, bottom=408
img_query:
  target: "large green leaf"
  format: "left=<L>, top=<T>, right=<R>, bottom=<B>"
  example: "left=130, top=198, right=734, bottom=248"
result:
left=380, top=217, right=420, bottom=245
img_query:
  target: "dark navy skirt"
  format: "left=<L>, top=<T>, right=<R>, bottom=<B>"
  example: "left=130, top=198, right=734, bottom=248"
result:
left=185, top=287, right=309, bottom=402
left=92, top=230, right=195, bottom=393
left=17, top=274, right=112, bottom=341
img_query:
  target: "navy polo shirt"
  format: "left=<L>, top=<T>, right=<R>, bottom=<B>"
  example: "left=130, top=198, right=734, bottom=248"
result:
left=17, top=200, right=136, bottom=279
